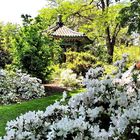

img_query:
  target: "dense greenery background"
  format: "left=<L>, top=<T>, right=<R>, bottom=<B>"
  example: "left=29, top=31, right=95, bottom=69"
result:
left=0, top=0, right=139, bottom=82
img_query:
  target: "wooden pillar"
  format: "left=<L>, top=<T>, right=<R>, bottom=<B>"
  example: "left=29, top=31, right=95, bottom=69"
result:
left=76, top=41, right=81, bottom=52
left=60, top=45, right=66, bottom=63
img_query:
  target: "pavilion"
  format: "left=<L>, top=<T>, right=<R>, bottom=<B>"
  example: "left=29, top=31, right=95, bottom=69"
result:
left=45, top=15, right=91, bottom=61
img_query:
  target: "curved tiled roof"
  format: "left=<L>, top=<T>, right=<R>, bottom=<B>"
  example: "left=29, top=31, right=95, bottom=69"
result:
left=52, top=25, right=85, bottom=37
left=43, top=15, right=91, bottom=43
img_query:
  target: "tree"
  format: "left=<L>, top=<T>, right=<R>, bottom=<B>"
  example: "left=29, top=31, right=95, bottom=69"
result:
left=0, top=48, right=12, bottom=68
left=39, top=0, right=126, bottom=63
left=2, top=23, right=18, bottom=50
left=119, top=0, right=140, bottom=34
left=97, top=0, right=120, bottom=63
left=13, top=15, right=60, bottom=82
left=0, top=22, right=18, bottom=68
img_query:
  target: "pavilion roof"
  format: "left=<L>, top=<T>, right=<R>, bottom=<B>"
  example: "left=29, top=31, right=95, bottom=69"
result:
left=52, top=25, right=85, bottom=38
left=44, top=15, right=91, bottom=43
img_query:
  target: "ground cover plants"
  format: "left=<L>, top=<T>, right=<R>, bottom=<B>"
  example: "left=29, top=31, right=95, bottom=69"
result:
left=114, top=45, right=140, bottom=65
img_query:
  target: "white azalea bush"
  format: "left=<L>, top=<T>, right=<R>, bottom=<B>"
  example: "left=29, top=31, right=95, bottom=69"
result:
left=2, top=54, right=140, bottom=139
left=0, top=69, right=45, bottom=104
left=60, top=69, right=83, bottom=88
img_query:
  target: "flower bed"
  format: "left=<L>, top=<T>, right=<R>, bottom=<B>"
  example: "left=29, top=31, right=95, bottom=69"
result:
left=2, top=55, right=140, bottom=139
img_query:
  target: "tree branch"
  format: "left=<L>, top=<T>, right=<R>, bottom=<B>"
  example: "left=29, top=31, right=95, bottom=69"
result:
left=106, top=0, right=109, bottom=7
left=106, top=26, right=111, bottom=46
left=111, top=23, right=121, bottom=45
left=100, top=0, right=106, bottom=11
left=112, top=24, right=121, bottom=39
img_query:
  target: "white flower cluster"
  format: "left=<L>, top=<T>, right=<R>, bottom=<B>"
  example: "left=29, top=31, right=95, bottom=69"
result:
left=2, top=55, right=140, bottom=139
left=113, top=53, right=128, bottom=78
left=60, top=69, right=83, bottom=88
left=0, top=69, right=45, bottom=104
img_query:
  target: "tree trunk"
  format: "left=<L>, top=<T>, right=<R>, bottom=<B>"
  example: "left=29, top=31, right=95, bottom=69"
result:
left=100, top=0, right=114, bottom=63
left=105, top=26, right=112, bottom=63
left=106, top=26, right=116, bottom=64
left=107, top=43, right=114, bottom=64
left=100, top=0, right=120, bottom=63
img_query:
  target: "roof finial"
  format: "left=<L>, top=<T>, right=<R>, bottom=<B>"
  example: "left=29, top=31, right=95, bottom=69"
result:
left=57, top=14, right=63, bottom=27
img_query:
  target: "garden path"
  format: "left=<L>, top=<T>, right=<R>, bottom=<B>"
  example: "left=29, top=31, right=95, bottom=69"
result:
left=43, top=83, right=67, bottom=95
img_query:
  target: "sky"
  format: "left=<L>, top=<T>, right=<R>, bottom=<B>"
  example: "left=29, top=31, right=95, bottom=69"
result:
left=0, top=0, right=47, bottom=24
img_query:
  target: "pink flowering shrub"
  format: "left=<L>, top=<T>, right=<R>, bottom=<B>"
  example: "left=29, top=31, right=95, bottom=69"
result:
left=2, top=54, right=140, bottom=139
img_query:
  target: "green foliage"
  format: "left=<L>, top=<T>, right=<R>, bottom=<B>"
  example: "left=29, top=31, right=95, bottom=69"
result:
left=2, top=23, right=18, bottom=50
left=64, top=51, right=99, bottom=76
left=13, top=15, right=61, bottom=82
left=119, top=0, right=140, bottom=34
left=38, top=0, right=129, bottom=63
left=0, top=23, right=18, bottom=68
left=50, top=64, right=62, bottom=80
left=85, top=44, right=109, bottom=62
left=92, top=45, right=140, bottom=75
left=0, top=48, right=12, bottom=68
left=103, top=46, right=140, bottom=75
left=103, top=64, right=116, bottom=75
left=19, top=45, right=52, bottom=82
left=114, top=45, right=140, bottom=65
left=38, top=0, right=89, bottom=29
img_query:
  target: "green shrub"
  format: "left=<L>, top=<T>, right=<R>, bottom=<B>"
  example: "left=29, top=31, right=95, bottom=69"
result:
left=50, top=64, right=62, bottom=81
left=0, top=48, right=12, bottom=68
left=114, top=45, right=140, bottom=66
left=12, top=18, right=61, bottom=83
left=9, top=15, right=63, bottom=83
left=64, top=51, right=100, bottom=76
left=20, top=45, right=52, bottom=83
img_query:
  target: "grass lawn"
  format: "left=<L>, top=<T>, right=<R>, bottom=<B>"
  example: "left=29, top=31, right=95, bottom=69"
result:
left=0, top=89, right=83, bottom=136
